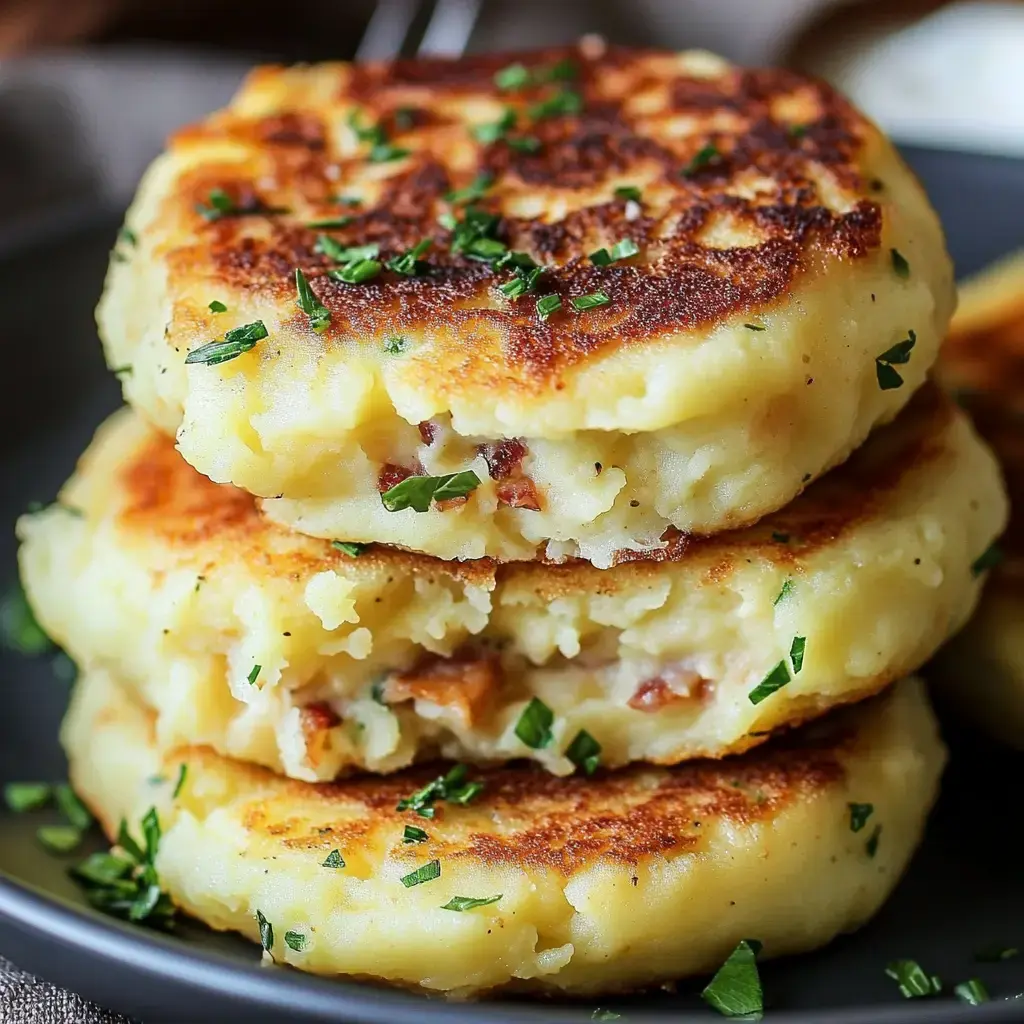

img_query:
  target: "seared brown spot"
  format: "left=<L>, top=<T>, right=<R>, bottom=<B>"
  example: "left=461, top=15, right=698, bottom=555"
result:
left=383, top=651, right=502, bottom=726
left=628, top=668, right=711, bottom=712
left=161, top=44, right=888, bottom=400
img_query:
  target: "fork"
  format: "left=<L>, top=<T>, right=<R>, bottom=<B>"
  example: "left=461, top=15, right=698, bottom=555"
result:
left=356, top=0, right=481, bottom=61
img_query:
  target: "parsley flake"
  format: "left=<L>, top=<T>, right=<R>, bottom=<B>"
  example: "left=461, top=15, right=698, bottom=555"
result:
left=118, top=226, right=137, bottom=247
left=972, top=542, right=1003, bottom=577
left=441, top=895, right=502, bottom=912
left=885, top=960, right=942, bottom=999
left=445, top=173, right=493, bottom=205
left=773, top=579, right=794, bottom=606
left=614, top=185, right=642, bottom=201
left=381, top=471, right=481, bottom=512
left=284, top=930, right=307, bottom=952
left=332, top=541, right=367, bottom=557
left=891, top=248, right=911, bottom=278
left=528, top=89, right=583, bottom=121
left=195, top=188, right=239, bottom=221
left=55, top=784, right=92, bottom=831
left=683, top=143, right=721, bottom=177
left=536, top=294, right=562, bottom=321
left=866, top=824, right=882, bottom=858
left=744, top=323, right=766, bottom=331
left=185, top=321, right=268, bottom=366
left=748, top=661, right=791, bottom=705
left=316, top=237, right=380, bottom=263
left=848, top=802, right=874, bottom=833
left=497, top=251, right=543, bottom=299
left=446, top=208, right=507, bottom=262
left=247, top=664, right=262, bottom=685
left=401, top=859, right=441, bottom=888
left=590, top=238, right=639, bottom=266
left=494, top=63, right=531, bottom=91
left=1, top=584, right=52, bottom=655
left=955, top=979, right=989, bottom=1006
left=397, top=764, right=484, bottom=818
left=256, top=909, right=274, bottom=955
left=322, top=849, right=345, bottom=868
left=37, top=825, right=83, bottom=854
left=295, top=268, right=330, bottom=334
left=976, top=945, right=1019, bottom=962
left=702, top=939, right=764, bottom=1020
left=387, top=238, right=432, bottom=276
left=306, top=217, right=353, bottom=230
left=403, top=825, right=428, bottom=844
left=565, top=730, right=601, bottom=775
left=571, top=291, right=610, bottom=312
left=172, top=764, right=188, bottom=800
left=473, top=108, right=517, bottom=145
left=384, top=336, right=408, bottom=354
left=208, top=300, right=227, bottom=313
left=330, top=258, right=382, bottom=284
left=875, top=330, right=917, bottom=390
left=790, top=636, right=806, bottom=674
left=515, top=697, right=555, bottom=749
left=4, top=782, right=51, bottom=813
left=507, top=135, right=542, bottom=153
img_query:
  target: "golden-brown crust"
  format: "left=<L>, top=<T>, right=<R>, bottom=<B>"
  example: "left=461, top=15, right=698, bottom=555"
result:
left=165, top=692, right=865, bottom=877
left=156, top=45, right=885, bottom=389
left=115, top=380, right=955, bottom=588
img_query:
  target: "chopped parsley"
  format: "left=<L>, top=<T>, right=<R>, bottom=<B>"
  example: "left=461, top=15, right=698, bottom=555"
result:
left=331, top=258, right=382, bottom=284
left=788, top=124, right=810, bottom=140
left=295, top=268, right=330, bottom=334
left=208, top=300, right=227, bottom=313
left=875, top=330, right=917, bottom=390
left=865, top=824, right=882, bottom=858
left=195, top=188, right=241, bottom=221
left=284, top=930, right=307, bottom=952
left=332, top=541, right=367, bottom=557
left=316, top=237, right=380, bottom=263
left=473, top=108, right=517, bottom=145
left=381, top=470, right=481, bottom=513
left=528, top=89, right=583, bottom=121
left=507, top=135, right=542, bottom=153
left=321, top=849, right=345, bottom=868
left=1, top=584, right=52, bottom=655
left=444, top=207, right=507, bottom=262
left=682, top=143, right=721, bottom=177
left=590, top=238, right=640, bottom=266
left=614, top=185, right=642, bottom=202
left=37, top=825, right=83, bottom=854
left=976, top=945, right=1019, bottom=962
left=744, top=323, right=766, bottom=331
left=445, top=173, right=493, bottom=205
left=247, top=664, right=262, bottom=685
left=748, top=661, right=791, bottom=705
left=4, top=782, right=51, bottom=813
left=701, top=938, right=764, bottom=1019
left=396, top=764, right=484, bottom=819
left=306, top=217, right=353, bottom=229
left=891, top=248, right=911, bottom=278
left=184, top=321, right=268, bottom=366
left=118, top=226, right=137, bottom=247
left=972, top=542, right=1003, bottom=577
left=400, top=859, right=441, bottom=888
left=55, top=784, right=93, bottom=831
left=440, top=895, right=501, bottom=912
left=494, top=63, right=531, bottom=90
left=172, top=764, right=188, bottom=800
left=565, top=730, right=601, bottom=775
left=495, top=58, right=577, bottom=91
left=885, top=960, right=942, bottom=999
left=571, top=291, right=610, bottom=312
left=387, top=238, right=432, bottom=276
left=536, top=294, right=562, bottom=321
left=955, top=980, right=989, bottom=1006
left=848, top=802, right=874, bottom=833
left=515, top=697, right=555, bottom=749
left=384, top=336, right=408, bottom=354
left=403, top=825, right=428, bottom=844
left=773, top=579, right=794, bottom=606
left=790, top=636, right=806, bottom=674
left=70, top=808, right=174, bottom=927
left=497, top=251, right=543, bottom=299
left=347, top=109, right=409, bottom=163
left=256, top=909, right=274, bottom=955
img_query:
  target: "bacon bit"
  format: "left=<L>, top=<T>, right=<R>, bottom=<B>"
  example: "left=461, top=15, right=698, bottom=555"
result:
left=478, top=438, right=528, bottom=480
left=259, top=112, right=325, bottom=149
left=496, top=476, right=542, bottom=511
left=628, top=668, right=711, bottom=712
left=418, top=420, right=438, bottom=445
left=377, top=463, right=412, bottom=493
left=383, top=652, right=502, bottom=726
left=435, top=496, right=469, bottom=512
left=299, top=701, right=341, bottom=771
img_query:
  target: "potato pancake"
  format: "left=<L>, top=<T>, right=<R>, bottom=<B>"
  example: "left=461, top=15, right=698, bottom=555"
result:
left=63, top=670, right=945, bottom=997
left=934, top=249, right=1024, bottom=746
left=97, top=44, right=954, bottom=566
left=20, top=383, right=1003, bottom=778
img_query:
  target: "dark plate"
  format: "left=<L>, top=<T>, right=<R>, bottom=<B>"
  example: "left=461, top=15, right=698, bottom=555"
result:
left=1, top=146, right=1024, bottom=1024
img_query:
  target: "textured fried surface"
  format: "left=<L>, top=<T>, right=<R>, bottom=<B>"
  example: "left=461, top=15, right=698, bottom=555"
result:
left=21, top=387, right=1003, bottom=778
left=934, top=250, right=1024, bottom=746
left=64, top=670, right=945, bottom=996
left=98, top=44, right=954, bottom=563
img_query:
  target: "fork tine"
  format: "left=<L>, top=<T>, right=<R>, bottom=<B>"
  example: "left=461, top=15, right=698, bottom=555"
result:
left=417, top=0, right=482, bottom=56
left=355, top=0, right=421, bottom=62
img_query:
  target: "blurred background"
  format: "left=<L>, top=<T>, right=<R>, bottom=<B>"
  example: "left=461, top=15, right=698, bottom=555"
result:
left=1, top=0, right=1024, bottom=254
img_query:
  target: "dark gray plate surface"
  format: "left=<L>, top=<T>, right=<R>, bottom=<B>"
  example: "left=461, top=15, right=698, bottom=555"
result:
left=1, top=146, right=1023, bottom=1024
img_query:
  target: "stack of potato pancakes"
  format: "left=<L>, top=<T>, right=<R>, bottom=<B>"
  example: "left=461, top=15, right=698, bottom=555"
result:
left=17, top=43, right=1008, bottom=1001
